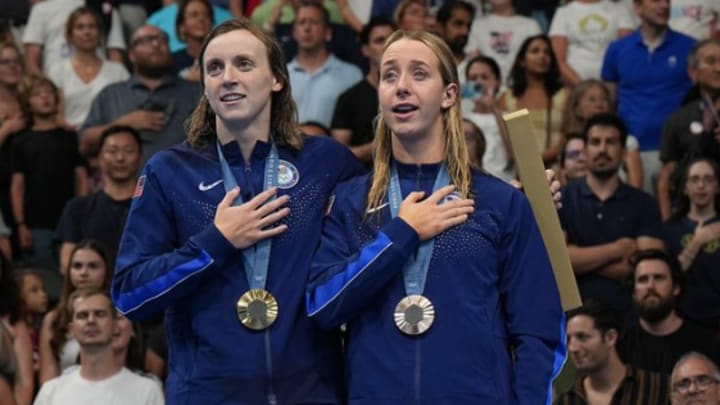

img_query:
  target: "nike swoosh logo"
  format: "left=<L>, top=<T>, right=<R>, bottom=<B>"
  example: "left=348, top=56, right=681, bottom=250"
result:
left=365, top=202, right=389, bottom=214
left=198, top=179, right=223, bottom=192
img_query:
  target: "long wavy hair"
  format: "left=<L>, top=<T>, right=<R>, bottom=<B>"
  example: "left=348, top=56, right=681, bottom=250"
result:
left=50, top=240, right=112, bottom=362
left=185, top=18, right=303, bottom=150
left=366, top=30, right=472, bottom=215
left=508, top=34, right=563, bottom=98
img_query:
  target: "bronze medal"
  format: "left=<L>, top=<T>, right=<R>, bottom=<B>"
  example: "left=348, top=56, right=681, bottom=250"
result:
left=236, top=289, right=278, bottom=330
left=393, top=294, right=435, bottom=335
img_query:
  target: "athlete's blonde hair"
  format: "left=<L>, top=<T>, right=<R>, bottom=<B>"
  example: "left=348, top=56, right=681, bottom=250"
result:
left=366, top=30, right=472, bottom=214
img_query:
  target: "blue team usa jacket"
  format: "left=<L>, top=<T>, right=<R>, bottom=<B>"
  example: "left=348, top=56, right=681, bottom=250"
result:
left=112, top=136, right=364, bottom=405
left=307, top=162, right=567, bottom=404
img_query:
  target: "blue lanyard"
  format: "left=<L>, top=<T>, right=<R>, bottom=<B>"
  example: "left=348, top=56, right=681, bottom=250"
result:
left=388, top=162, right=450, bottom=295
left=216, top=141, right=280, bottom=290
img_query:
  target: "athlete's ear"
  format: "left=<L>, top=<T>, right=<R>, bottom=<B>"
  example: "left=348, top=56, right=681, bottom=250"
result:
left=441, top=83, right=458, bottom=109
left=271, top=76, right=283, bottom=92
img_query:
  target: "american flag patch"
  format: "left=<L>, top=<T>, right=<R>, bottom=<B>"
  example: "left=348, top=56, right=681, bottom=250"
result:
left=133, top=175, right=146, bottom=198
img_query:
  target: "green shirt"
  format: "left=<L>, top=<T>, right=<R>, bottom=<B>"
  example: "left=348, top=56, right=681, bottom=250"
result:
left=250, top=0, right=344, bottom=26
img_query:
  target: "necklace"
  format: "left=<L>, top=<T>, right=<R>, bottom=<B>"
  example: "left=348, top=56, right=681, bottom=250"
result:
left=72, top=57, right=102, bottom=84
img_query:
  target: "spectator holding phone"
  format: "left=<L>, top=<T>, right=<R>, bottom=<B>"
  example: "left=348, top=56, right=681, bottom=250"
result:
left=79, top=25, right=200, bottom=162
left=462, top=55, right=515, bottom=181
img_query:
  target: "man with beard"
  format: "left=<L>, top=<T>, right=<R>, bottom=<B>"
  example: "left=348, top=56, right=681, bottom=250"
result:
left=80, top=25, right=200, bottom=162
left=557, top=299, right=670, bottom=404
left=55, top=126, right=142, bottom=274
left=618, top=249, right=720, bottom=376
left=287, top=1, right=362, bottom=128
left=435, top=0, right=475, bottom=86
left=560, top=113, right=664, bottom=316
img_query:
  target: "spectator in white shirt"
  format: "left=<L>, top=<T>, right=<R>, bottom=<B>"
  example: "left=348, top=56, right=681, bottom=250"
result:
left=549, top=0, right=635, bottom=86
left=464, top=0, right=541, bottom=84
left=33, top=289, right=163, bottom=405
left=47, top=7, right=129, bottom=129
left=22, top=0, right=126, bottom=75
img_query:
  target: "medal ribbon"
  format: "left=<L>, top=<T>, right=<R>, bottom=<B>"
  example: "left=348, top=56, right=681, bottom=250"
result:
left=388, top=162, right=451, bottom=295
left=216, top=141, right=280, bottom=290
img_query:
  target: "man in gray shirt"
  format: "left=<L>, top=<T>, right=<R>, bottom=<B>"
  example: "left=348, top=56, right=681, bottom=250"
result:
left=80, top=25, right=199, bottom=162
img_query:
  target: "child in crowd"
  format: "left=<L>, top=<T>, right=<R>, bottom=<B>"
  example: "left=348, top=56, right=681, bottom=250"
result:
left=14, top=270, right=48, bottom=374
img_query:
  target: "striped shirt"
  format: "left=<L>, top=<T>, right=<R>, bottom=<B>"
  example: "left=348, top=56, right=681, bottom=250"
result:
left=555, top=365, right=670, bottom=404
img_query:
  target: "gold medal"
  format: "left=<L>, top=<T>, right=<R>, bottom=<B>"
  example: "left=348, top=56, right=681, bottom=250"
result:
left=394, top=294, right=435, bottom=335
left=236, top=289, right=278, bottom=330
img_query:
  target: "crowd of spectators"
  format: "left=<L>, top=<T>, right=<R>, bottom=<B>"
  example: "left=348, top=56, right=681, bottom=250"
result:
left=0, top=0, right=718, bottom=404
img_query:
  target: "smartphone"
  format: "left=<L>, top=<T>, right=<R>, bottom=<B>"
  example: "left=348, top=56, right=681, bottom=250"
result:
left=461, top=82, right=485, bottom=100
left=140, top=97, right=175, bottom=119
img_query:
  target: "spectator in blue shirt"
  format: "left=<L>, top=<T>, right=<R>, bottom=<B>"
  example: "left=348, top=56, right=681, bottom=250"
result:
left=601, top=0, right=695, bottom=194
left=288, top=1, right=362, bottom=127
left=560, top=113, right=665, bottom=316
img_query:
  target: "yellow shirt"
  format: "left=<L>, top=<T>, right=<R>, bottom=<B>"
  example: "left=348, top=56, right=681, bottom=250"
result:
left=502, top=89, right=567, bottom=153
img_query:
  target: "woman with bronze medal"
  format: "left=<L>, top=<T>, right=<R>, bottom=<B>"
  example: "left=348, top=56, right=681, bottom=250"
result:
left=307, top=30, right=567, bottom=404
left=112, top=19, right=364, bottom=404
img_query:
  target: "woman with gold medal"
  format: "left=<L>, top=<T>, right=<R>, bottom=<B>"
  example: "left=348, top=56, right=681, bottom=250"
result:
left=111, top=19, right=364, bottom=405
left=307, top=30, right=566, bottom=404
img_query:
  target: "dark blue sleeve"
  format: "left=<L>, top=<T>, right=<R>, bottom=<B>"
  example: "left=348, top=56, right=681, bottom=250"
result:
left=305, top=189, right=419, bottom=330
left=498, top=191, right=567, bottom=404
left=112, top=158, right=238, bottom=321
left=601, top=40, right=619, bottom=82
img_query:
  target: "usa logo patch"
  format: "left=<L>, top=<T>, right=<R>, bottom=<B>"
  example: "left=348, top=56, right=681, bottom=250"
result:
left=277, top=160, right=300, bottom=189
left=133, top=175, right=146, bottom=198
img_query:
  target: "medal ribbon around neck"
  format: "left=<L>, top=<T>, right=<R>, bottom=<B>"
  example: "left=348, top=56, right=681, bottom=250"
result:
left=389, top=162, right=451, bottom=334
left=388, top=162, right=451, bottom=296
left=217, top=141, right=281, bottom=330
